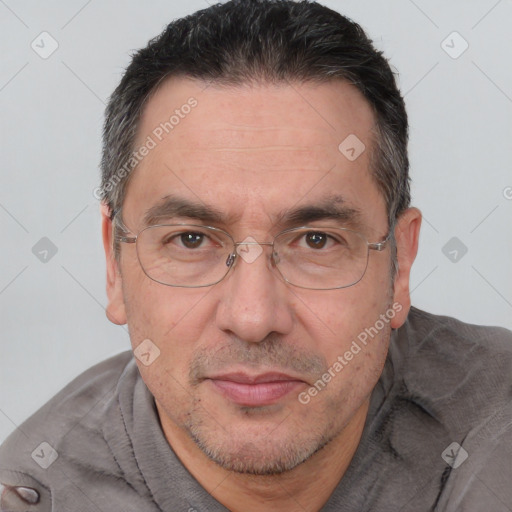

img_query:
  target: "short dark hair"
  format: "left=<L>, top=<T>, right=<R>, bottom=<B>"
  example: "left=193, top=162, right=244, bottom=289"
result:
left=101, top=0, right=410, bottom=238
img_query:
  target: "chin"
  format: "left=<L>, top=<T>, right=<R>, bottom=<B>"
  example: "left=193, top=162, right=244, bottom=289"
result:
left=185, top=413, right=337, bottom=475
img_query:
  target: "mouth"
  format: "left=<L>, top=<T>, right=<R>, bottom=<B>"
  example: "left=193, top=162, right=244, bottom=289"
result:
left=205, top=371, right=306, bottom=407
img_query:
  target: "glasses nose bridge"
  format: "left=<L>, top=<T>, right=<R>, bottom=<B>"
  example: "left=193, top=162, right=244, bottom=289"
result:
left=229, top=240, right=279, bottom=269
left=232, top=239, right=275, bottom=258
left=233, top=240, right=274, bottom=248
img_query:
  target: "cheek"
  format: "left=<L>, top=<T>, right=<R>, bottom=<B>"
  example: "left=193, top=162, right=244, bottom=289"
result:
left=296, top=281, right=391, bottom=351
left=298, top=294, right=392, bottom=412
left=291, top=272, right=393, bottom=405
left=122, top=272, right=214, bottom=382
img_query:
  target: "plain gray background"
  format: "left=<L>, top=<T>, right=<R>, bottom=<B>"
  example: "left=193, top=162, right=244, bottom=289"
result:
left=1, top=0, right=511, bottom=445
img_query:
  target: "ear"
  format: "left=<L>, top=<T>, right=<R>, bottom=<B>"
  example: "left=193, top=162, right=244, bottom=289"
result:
left=390, top=207, right=422, bottom=329
left=101, top=203, right=127, bottom=325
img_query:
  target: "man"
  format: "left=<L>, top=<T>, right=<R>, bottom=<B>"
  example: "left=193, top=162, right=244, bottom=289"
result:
left=1, top=1, right=511, bottom=510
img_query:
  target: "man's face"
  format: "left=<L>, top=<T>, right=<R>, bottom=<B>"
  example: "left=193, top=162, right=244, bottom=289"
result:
left=108, top=77, right=407, bottom=474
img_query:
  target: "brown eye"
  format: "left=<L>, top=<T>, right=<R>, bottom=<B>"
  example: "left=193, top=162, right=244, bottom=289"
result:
left=180, top=232, right=204, bottom=249
left=305, top=232, right=327, bottom=249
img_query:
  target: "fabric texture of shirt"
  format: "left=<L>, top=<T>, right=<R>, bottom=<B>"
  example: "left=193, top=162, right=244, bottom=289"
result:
left=1, top=306, right=512, bottom=511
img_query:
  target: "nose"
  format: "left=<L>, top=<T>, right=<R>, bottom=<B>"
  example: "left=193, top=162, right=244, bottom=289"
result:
left=214, top=242, right=294, bottom=343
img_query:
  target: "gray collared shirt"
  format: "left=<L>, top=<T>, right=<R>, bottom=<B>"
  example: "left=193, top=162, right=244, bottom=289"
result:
left=1, top=307, right=512, bottom=511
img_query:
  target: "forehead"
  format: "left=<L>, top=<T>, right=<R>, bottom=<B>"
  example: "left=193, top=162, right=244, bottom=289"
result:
left=137, top=76, right=374, bottom=155
left=123, top=76, right=386, bottom=234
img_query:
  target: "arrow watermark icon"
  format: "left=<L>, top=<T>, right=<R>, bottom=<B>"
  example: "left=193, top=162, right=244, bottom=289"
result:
left=31, top=442, right=58, bottom=469
left=236, top=236, right=263, bottom=264
left=32, top=237, right=58, bottom=263
left=338, top=134, right=366, bottom=162
left=442, top=237, right=468, bottom=263
left=134, top=339, right=161, bottom=366
left=441, top=442, right=468, bottom=469
left=441, top=31, right=469, bottom=59
left=30, top=31, right=59, bottom=59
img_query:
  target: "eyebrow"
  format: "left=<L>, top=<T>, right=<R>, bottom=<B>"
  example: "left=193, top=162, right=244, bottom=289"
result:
left=142, top=195, right=227, bottom=226
left=275, top=195, right=363, bottom=231
left=142, top=194, right=363, bottom=231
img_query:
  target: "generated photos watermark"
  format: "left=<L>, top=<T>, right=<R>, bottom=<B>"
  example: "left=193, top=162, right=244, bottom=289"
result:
left=93, top=97, right=198, bottom=201
left=134, top=338, right=161, bottom=366
left=298, top=301, right=402, bottom=405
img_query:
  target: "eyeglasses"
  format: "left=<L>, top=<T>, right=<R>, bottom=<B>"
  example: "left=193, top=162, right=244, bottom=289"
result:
left=114, top=215, right=390, bottom=290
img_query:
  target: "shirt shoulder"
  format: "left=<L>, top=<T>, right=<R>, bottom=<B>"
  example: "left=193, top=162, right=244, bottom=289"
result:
left=0, top=350, right=133, bottom=449
left=0, top=351, right=153, bottom=512
left=397, top=306, right=512, bottom=420
left=333, top=308, right=512, bottom=511
left=396, top=308, right=512, bottom=510
left=405, top=306, right=512, bottom=353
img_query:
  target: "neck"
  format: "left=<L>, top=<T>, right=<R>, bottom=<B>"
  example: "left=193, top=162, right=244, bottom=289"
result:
left=157, top=398, right=370, bottom=512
